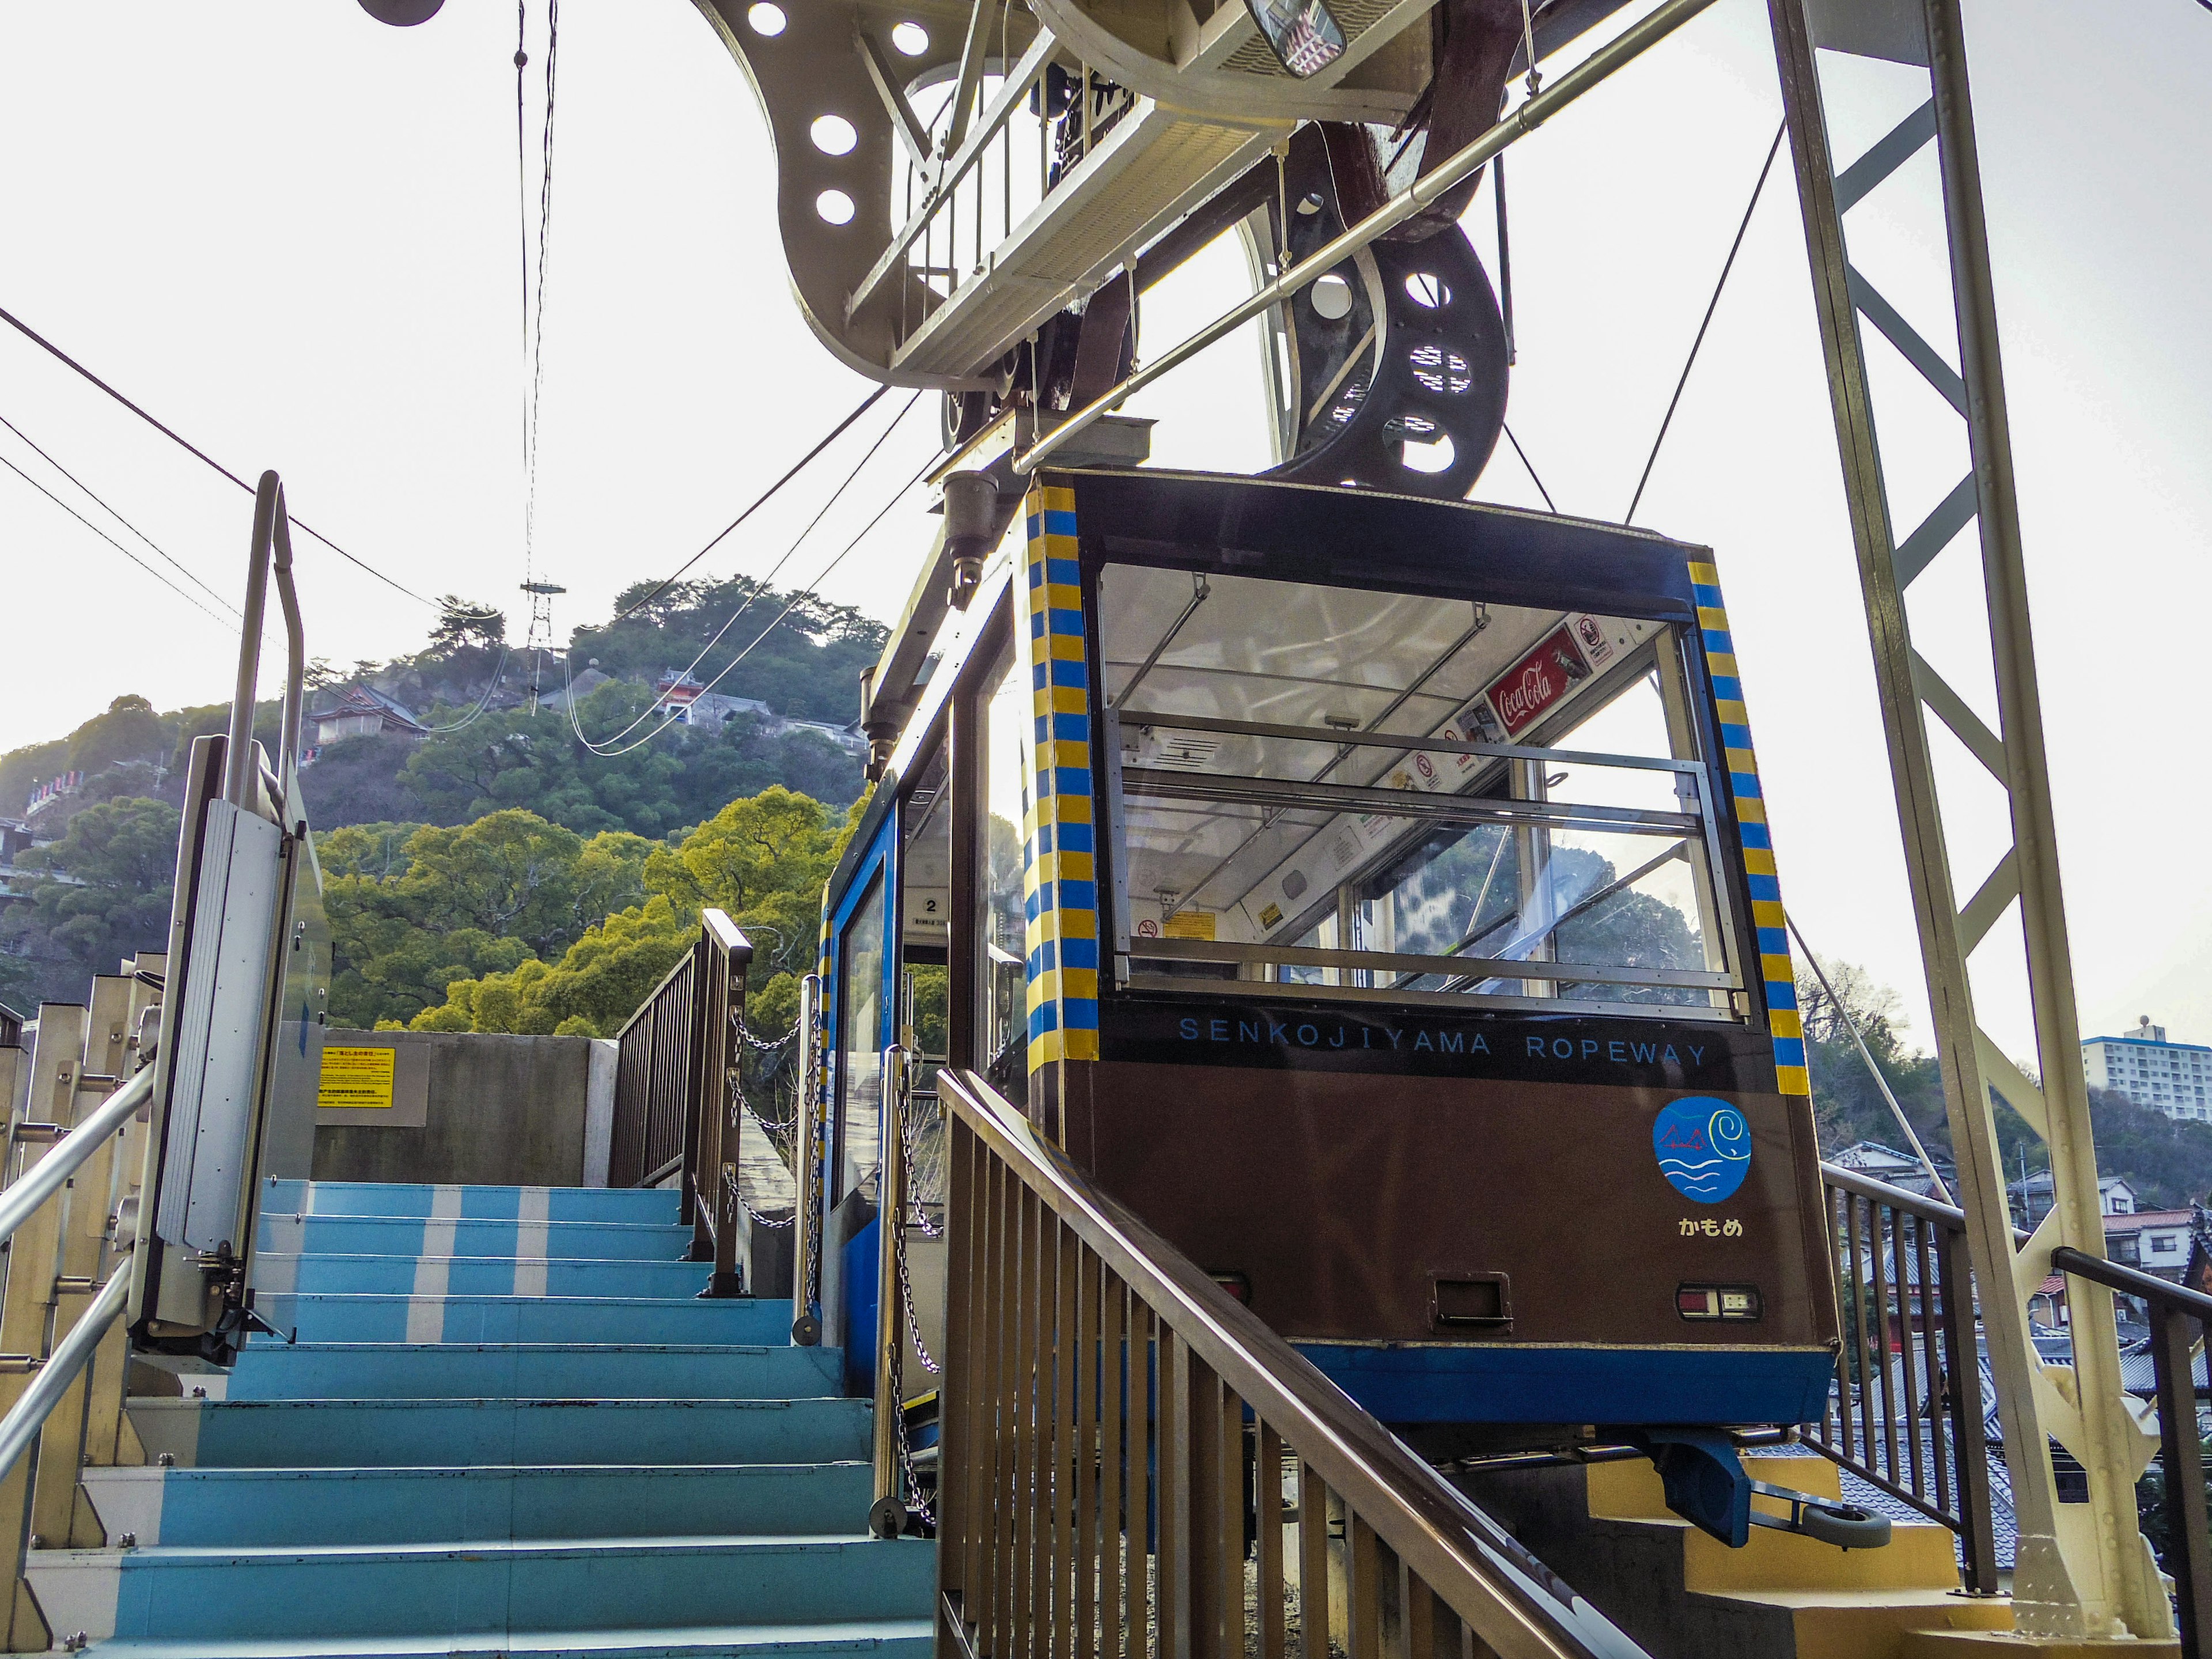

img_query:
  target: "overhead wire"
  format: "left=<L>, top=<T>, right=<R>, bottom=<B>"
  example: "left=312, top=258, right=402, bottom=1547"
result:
left=412, top=642, right=515, bottom=734
left=607, top=384, right=892, bottom=627
left=514, top=2, right=531, bottom=480
left=569, top=448, right=938, bottom=759
left=1624, top=120, right=1786, bottom=524
left=566, top=390, right=924, bottom=751
left=0, top=410, right=238, bottom=618
left=0, top=301, right=498, bottom=618
left=524, top=0, right=560, bottom=578
left=1501, top=422, right=1556, bottom=513
left=0, top=452, right=234, bottom=630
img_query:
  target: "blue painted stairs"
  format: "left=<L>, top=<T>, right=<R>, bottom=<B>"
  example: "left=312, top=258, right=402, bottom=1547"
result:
left=31, top=1179, right=931, bottom=1658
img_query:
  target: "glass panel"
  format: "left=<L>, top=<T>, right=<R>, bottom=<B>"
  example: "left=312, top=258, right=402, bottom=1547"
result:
left=835, top=872, right=885, bottom=1204
left=978, top=638, right=1030, bottom=1104
left=1101, top=563, right=1735, bottom=1016
left=899, top=744, right=952, bottom=1215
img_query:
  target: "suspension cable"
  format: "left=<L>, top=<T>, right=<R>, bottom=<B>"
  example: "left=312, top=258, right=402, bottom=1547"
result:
left=1624, top=120, right=1786, bottom=525
left=567, top=392, right=922, bottom=752
left=0, top=453, right=233, bottom=630
left=524, top=0, right=560, bottom=580
left=568, top=449, right=935, bottom=758
left=0, top=301, right=497, bottom=618
left=1501, top=422, right=1556, bottom=513
left=607, top=385, right=893, bottom=628
left=0, top=410, right=238, bottom=618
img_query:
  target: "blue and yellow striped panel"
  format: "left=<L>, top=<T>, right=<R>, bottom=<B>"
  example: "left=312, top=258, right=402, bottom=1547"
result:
left=1689, top=560, right=1808, bottom=1101
left=1020, top=482, right=1101, bottom=1069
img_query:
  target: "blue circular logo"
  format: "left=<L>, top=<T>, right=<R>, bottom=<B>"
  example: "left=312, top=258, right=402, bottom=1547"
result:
left=1653, top=1096, right=1752, bottom=1203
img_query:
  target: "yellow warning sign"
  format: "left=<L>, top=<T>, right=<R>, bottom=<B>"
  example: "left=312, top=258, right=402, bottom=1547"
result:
left=318, top=1046, right=396, bottom=1110
left=1161, top=910, right=1217, bottom=941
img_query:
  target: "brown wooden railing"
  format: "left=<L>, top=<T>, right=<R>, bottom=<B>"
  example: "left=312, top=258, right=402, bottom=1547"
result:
left=915, top=1069, right=1651, bottom=1659
left=1808, top=1162, right=2000, bottom=1593
left=610, top=909, right=753, bottom=1296
left=2051, top=1246, right=2212, bottom=1659
left=609, top=948, right=696, bottom=1192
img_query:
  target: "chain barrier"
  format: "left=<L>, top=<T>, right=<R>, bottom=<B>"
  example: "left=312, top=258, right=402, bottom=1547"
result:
left=885, top=1055, right=938, bottom=1527
left=797, top=993, right=825, bottom=1327
left=718, top=1007, right=797, bottom=1230
left=899, top=1090, right=944, bottom=1239
left=735, top=1011, right=798, bottom=1052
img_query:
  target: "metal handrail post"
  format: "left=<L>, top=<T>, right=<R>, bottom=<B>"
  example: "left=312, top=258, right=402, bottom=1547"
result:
left=791, top=973, right=824, bottom=1344
left=870, top=1043, right=908, bottom=1523
left=0, top=1266, right=130, bottom=1493
left=932, top=1067, right=1648, bottom=1659
left=2149, top=1300, right=2212, bottom=1659
left=0, top=1072, right=151, bottom=1250
left=270, top=508, right=305, bottom=810
left=222, top=479, right=278, bottom=806
left=221, top=473, right=306, bottom=814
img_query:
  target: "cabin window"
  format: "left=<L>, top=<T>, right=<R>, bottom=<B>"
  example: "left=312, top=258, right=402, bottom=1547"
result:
left=835, top=871, right=887, bottom=1204
left=899, top=743, right=952, bottom=1216
left=978, top=638, right=1030, bottom=1103
left=1097, top=565, right=1744, bottom=1020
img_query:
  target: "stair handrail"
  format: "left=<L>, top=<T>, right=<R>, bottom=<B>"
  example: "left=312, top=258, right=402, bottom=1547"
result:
left=1810, top=1159, right=2005, bottom=1594
left=0, top=1025, right=155, bottom=1647
left=0, top=1263, right=131, bottom=1492
left=0, top=1069, right=152, bottom=1248
left=2047, top=1244, right=2212, bottom=1657
left=926, top=1067, right=1652, bottom=1659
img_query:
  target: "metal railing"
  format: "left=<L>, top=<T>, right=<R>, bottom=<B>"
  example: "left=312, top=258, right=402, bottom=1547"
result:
left=609, top=946, right=698, bottom=1191
left=907, top=1067, right=1650, bottom=1659
left=853, top=29, right=1150, bottom=359
left=790, top=972, right=828, bottom=1344
left=1806, top=1162, right=2000, bottom=1593
left=2050, top=1247, right=2212, bottom=1658
left=0, top=1036, right=155, bottom=1650
left=609, top=910, right=757, bottom=1296
left=1103, top=707, right=1744, bottom=1018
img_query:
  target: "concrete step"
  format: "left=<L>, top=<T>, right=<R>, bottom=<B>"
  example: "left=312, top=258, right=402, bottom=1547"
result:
left=70, top=1618, right=932, bottom=1658
left=265, top=1180, right=680, bottom=1226
left=251, top=1252, right=715, bottom=1300
left=222, top=1343, right=840, bottom=1403
left=249, top=1292, right=793, bottom=1346
left=127, top=1396, right=871, bottom=1469
left=35, top=1534, right=934, bottom=1643
left=82, top=1463, right=873, bottom=1548
left=257, top=1214, right=691, bottom=1263
left=1898, top=1627, right=2178, bottom=1658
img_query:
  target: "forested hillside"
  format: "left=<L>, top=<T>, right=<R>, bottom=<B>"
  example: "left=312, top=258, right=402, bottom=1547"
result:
left=0, top=579, right=877, bottom=1009
left=1800, top=959, right=2212, bottom=1210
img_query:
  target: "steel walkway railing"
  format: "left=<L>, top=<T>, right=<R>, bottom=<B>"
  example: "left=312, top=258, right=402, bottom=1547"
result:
left=893, top=1067, right=1651, bottom=1659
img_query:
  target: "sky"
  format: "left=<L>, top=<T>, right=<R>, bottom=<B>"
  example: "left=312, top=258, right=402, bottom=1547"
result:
left=1, top=0, right=2208, bottom=1067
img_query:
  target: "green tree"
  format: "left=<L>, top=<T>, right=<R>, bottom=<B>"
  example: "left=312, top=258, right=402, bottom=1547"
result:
left=411, top=786, right=861, bottom=1039
left=1797, top=957, right=1949, bottom=1158
left=425, top=596, right=506, bottom=656
left=321, top=810, right=652, bottom=1028
left=3, top=798, right=180, bottom=999
left=68, top=695, right=166, bottom=775
left=0, top=737, right=69, bottom=816
left=569, top=575, right=885, bottom=724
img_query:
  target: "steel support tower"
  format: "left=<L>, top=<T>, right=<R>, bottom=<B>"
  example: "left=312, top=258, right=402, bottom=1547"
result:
left=1768, top=0, right=2167, bottom=1638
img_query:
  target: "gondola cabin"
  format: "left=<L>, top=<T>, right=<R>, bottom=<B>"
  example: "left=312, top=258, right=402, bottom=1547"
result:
left=812, top=467, right=1836, bottom=1506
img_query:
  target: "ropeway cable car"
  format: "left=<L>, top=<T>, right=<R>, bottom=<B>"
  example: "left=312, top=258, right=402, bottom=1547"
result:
left=812, top=463, right=1856, bottom=1548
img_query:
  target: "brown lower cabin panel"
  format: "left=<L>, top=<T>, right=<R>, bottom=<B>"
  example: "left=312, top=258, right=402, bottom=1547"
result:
left=1050, top=1059, right=1838, bottom=1355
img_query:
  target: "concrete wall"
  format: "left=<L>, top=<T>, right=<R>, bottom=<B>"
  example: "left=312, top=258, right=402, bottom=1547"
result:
left=312, top=1030, right=617, bottom=1188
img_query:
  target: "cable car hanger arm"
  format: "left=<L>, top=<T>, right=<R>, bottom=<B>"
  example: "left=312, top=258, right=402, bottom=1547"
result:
left=1018, top=0, right=1722, bottom=473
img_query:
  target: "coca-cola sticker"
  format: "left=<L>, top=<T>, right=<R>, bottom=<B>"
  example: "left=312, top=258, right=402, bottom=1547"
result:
left=1483, top=626, right=1594, bottom=737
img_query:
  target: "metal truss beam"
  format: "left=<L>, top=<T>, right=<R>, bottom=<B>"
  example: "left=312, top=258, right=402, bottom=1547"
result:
left=1768, top=0, right=2170, bottom=1637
